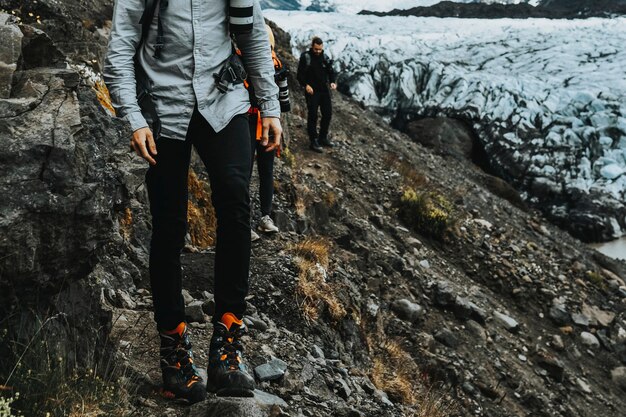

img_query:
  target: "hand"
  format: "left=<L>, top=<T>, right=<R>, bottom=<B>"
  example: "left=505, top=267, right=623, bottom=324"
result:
left=305, top=84, right=314, bottom=95
left=130, top=127, right=157, bottom=165
left=261, top=117, right=282, bottom=152
left=330, top=83, right=337, bottom=90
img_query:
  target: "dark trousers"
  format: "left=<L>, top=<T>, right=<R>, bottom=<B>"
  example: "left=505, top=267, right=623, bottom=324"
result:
left=249, top=113, right=275, bottom=216
left=306, top=92, right=332, bottom=142
left=146, top=108, right=251, bottom=330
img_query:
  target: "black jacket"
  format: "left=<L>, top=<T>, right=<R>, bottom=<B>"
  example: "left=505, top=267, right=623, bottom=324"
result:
left=297, top=49, right=337, bottom=94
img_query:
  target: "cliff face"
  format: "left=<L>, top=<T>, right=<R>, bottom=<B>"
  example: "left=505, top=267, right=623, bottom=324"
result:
left=1, top=3, right=625, bottom=417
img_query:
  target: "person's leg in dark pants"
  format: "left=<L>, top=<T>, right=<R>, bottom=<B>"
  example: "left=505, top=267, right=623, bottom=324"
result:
left=192, top=112, right=252, bottom=322
left=306, top=93, right=321, bottom=142
left=145, top=134, right=193, bottom=331
left=318, top=92, right=333, bottom=146
left=256, top=141, right=275, bottom=217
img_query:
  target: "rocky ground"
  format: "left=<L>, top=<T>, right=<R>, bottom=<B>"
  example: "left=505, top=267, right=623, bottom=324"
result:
left=1, top=2, right=626, bottom=417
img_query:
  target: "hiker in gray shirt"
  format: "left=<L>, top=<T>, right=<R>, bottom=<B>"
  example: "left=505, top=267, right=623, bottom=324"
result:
left=104, top=0, right=281, bottom=402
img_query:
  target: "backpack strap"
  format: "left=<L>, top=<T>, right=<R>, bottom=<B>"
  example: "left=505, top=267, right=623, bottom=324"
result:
left=304, top=51, right=311, bottom=68
left=138, top=0, right=167, bottom=59
left=139, top=0, right=159, bottom=46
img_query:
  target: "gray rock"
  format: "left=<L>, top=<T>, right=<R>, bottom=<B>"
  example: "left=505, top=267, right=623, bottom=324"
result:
left=311, top=344, right=325, bottom=359
left=580, top=332, right=600, bottom=349
left=548, top=304, right=570, bottom=326
left=0, top=15, right=23, bottom=98
left=493, top=310, right=520, bottom=333
left=367, top=301, right=380, bottom=317
left=611, top=367, right=626, bottom=391
left=254, top=357, right=288, bottom=382
left=244, top=316, right=268, bottom=331
left=334, top=377, right=352, bottom=400
left=188, top=394, right=272, bottom=417
left=419, top=259, right=430, bottom=269
left=434, top=328, right=460, bottom=348
left=185, top=301, right=206, bottom=323
left=551, top=335, right=565, bottom=351
left=116, top=289, right=136, bottom=310
left=454, top=296, right=487, bottom=324
left=202, top=298, right=216, bottom=316
left=434, top=281, right=456, bottom=307
left=182, top=289, right=194, bottom=305
left=252, top=389, right=288, bottom=408
left=582, top=303, right=615, bottom=328
left=536, top=353, right=565, bottom=382
left=391, top=298, right=423, bottom=322
left=465, top=320, right=487, bottom=341
left=571, top=313, right=590, bottom=328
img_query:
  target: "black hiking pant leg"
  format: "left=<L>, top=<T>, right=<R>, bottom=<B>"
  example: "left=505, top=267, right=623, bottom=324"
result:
left=318, top=92, right=332, bottom=141
left=191, top=110, right=252, bottom=323
left=146, top=131, right=193, bottom=331
left=306, top=93, right=320, bottom=141
left=249, top=113, right=275, bottom=217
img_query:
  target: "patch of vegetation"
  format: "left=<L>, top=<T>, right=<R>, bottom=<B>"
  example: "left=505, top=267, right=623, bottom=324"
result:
left=280, top=147, right=296, bottom=168
left=369, top=338, right=456, bottom=416
left=399, top=187, right=455, bottom=240
left=0, top=313, right=133, bottom=417
left=288, top=238, right=346, bottom=322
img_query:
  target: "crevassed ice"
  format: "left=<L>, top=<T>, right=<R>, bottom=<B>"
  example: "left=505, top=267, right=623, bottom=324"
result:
left=267, top=10, right=626, bottom=236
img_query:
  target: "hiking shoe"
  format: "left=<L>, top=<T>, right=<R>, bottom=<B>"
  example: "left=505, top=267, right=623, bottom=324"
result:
left=258, top=215, right=279, bottom=234
left=309, top=139, right=323, bottom=153
left=206, top=313, right=255, bottom=397
left=159, top=322, right=207, bottom=404
left=319, top=137, right=334, bottom=148
left=251, top=229, right=260, bottom=242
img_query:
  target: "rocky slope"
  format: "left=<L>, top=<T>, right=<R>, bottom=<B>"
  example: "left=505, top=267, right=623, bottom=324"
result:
left=1, top=2, right=626, bottom=417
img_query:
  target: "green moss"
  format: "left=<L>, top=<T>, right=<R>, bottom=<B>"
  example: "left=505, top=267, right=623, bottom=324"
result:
left=399, top=187, right=454, bottom=240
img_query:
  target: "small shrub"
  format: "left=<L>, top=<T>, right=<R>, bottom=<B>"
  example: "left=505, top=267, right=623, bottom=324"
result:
left=0, top=314, right=133, bottom=417
left=288, top=238, right=346, bottom=322
left=399, top=187, right=454, bottom=239
left=281, top=147, right=296, bottom=168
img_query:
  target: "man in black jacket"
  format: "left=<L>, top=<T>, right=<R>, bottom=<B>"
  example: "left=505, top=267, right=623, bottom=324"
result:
left=297, top=37, right=337, bottom=153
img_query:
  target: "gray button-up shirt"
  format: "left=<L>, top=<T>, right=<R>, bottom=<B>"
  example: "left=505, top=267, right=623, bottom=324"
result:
left=103, top=0, right=280, bottom=140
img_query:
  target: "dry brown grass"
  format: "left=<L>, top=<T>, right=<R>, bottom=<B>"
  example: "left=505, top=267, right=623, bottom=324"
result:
left=367, top=336, right=456, bottom=416
left=118, top=207, right=132, bottom=242
left=383, top=153, right=429, bottom=190
left=93, top=79, right=115, bottom=116
left=187, top=170, right=217, bottom=248
left=288, top=238, right=346, bottom=322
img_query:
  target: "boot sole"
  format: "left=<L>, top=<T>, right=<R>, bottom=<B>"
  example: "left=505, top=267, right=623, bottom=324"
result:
left=216, top=387, right=255, bottom=397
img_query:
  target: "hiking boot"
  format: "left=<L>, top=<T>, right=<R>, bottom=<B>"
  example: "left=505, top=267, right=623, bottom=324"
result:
left=309, top=139, right=323, bottom=153
left=159, top=322, right=207, bottom=404
left=258, top=215, right=279, bottom=234
left=251, top=229, right=260, bottom=242
left=206, top=313, right=255, bottom=397
left=319, top=137, right=334, bottom=148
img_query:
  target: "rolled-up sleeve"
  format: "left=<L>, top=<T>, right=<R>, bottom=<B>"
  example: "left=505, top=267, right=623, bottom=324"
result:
left=103, top=0, right=148, bottom=132
left=235, top=0, right=280, bottom=118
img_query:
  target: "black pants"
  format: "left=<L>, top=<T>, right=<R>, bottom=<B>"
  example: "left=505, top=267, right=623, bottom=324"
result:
left=306, top=92, right=332, bottom=142
left=146, top=108, right=251, bottom=330
left=249, top=113, right=275, bottom=216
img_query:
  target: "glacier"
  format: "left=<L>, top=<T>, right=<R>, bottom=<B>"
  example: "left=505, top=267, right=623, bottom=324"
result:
left=266, top=10, right=626, bottom=241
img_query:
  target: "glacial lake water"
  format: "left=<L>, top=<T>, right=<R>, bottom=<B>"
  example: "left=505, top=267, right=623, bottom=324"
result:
left=591, top=237, right=626, bottom=261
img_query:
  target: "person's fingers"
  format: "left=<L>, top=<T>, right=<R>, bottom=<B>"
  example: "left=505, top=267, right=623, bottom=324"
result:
left=130, top=141, right=136, bottom=154
left=266, top=123, right=282, bottom=152
left=261, top=121, right=270, bottom=147
left=146, top=130, right=157, bottom=155
left=137, top=137, right=156, bottom=165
